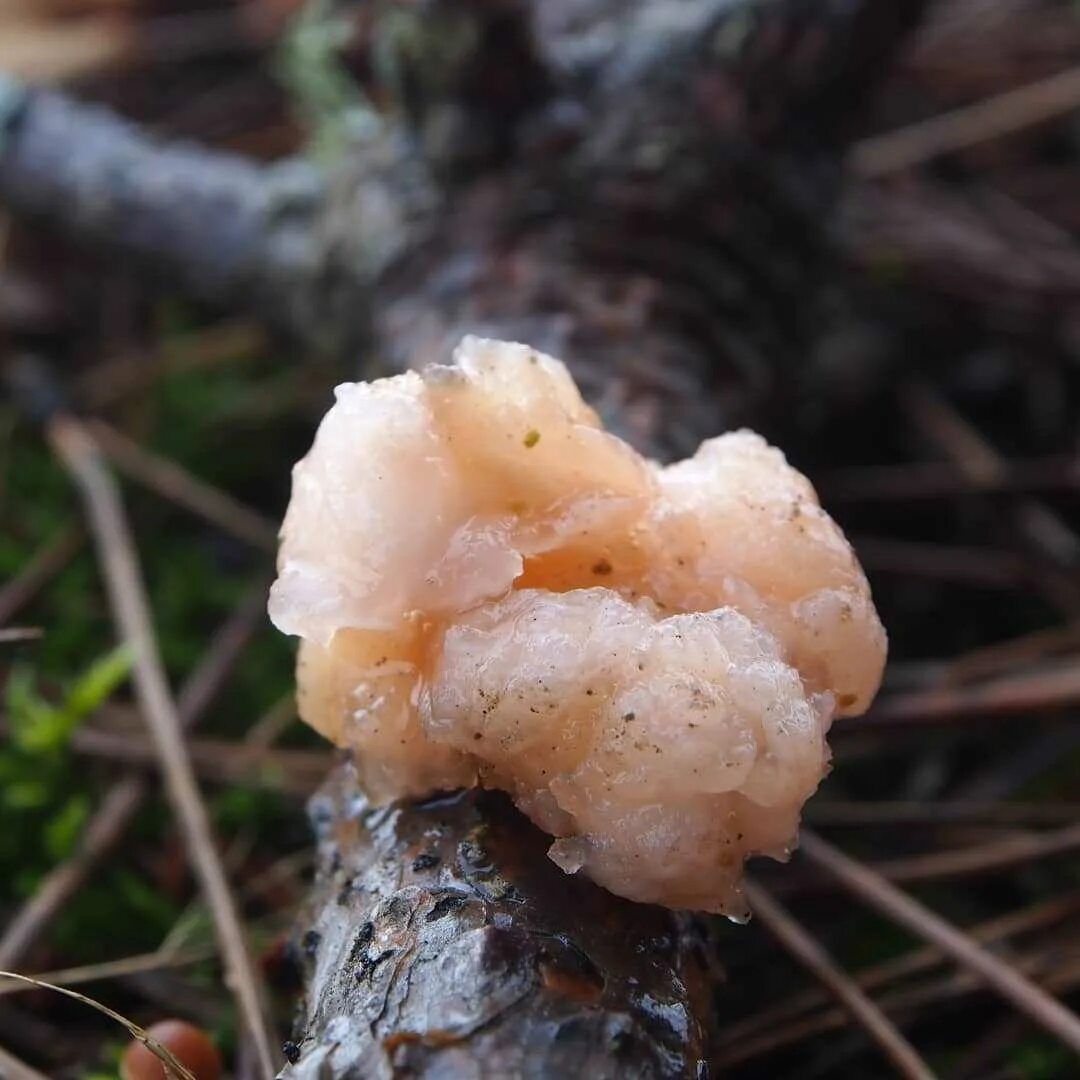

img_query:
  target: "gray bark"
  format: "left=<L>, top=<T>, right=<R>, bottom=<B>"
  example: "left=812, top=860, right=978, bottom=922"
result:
left=288, top=764, right=716, bottom=1078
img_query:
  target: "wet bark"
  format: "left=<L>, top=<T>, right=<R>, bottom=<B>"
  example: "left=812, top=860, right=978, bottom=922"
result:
left=289, top=764, right=718, bottom=1079
left=0, top=2, right=928, bottom=1076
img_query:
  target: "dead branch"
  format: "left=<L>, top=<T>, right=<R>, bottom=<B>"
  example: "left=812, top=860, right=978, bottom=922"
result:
left=0, top=70, right=351, bottom=350
left=286, top=765, right=719, bottom=1079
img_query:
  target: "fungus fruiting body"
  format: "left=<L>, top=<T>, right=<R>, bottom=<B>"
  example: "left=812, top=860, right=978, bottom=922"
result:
left=270, top=338, right=886, bottom=917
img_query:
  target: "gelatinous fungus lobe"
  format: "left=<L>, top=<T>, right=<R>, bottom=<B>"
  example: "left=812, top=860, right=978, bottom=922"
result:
left=270, top=337, right=886, bottom=917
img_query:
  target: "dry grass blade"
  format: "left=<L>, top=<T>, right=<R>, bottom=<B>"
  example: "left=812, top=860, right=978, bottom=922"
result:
left=809, top=800, right=1080, bottom=827
left=78, top=321, right=263, bottom=409
left=901, top=380, right=1018, bottom=482
left=47, top=415, right=278, bottom=1077
left=903, top=380, right=1080, bottom=574
left=856, top=661, right=1080, bottom=730
left=0, top=780, right=143, bottom=968
left=799, top=830, right=1080, bottom=1055
left=874, top=820, right=1080, bottom=885
left=0, top=581, right=268, bottom=968
left=0, top=523, right=82, bottom=626
left=715, top=941, right=1079, bottom=1069
left=70, top=726, right=326, bottom=794
left=942, top=623, right=1080, bottom=687
left=86, top=419, right=277, bottom=552
left=0, top=947, right=214, bottom=999
left=244, top=693, right=298, bottom=750
left=173, top=582, right=271, bottom=722
left=782, top=820, right=1080, bottom=894
left=0, top=971, right=196, bottom=1080
left=720, top=891, right=1080, bottom=1050
left=0, top=1043, right=49, bottom=1080
left=746, top=880, right=935, bottom=1079
left=851, top=64, right=1080, bottom=177
left=240, top=850, right=315, bottom=906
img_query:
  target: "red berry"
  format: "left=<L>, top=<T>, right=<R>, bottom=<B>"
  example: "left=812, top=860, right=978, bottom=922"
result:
left=120, top=1020, right=222, bottom=1080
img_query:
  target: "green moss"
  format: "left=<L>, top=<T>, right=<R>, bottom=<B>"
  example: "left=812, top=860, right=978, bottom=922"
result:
left=1009, top=1034, right=1076, bottom=1079
left=0, top=313, right=317, bottom=974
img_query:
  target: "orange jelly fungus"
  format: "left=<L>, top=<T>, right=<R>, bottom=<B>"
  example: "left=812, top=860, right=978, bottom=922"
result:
left=270, top=338, right=886, bottom=917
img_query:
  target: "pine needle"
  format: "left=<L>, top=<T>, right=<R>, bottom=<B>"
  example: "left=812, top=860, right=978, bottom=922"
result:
left=0, top=970, right=197, bottom=1080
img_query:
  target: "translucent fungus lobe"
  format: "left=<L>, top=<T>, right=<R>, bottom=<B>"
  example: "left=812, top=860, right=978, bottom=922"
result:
left=270, top=337, right=886, bottom=916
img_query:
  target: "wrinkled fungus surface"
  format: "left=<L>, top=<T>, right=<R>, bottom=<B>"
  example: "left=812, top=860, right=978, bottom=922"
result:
left=270, top=337, right=886, bottom=916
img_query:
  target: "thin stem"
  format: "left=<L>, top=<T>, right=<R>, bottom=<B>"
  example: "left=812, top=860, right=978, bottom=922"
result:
left=746, top=880, right=935, bottom=1079
left=0, top=581, right=268, bottom=967
left=720, top=891, right=1080, bottom=1049
left=0, top=780, right=145, bottom=969
left=799, top=830, right=1080, bottom=1056
left=48, top=414, right=278, bottom=1078
left=69, top=726, right=325, bottom=794
left=0, top=947, right=214, bottom=999
left=854, top=661, right=1080, bottom=730
left=0, top=523, right=83, bottom=626
left=873, top=821, right=1080, bottom=886
left=851, top=65, right=1080, bottom=177
left=87, top=419, right=277, bottom=552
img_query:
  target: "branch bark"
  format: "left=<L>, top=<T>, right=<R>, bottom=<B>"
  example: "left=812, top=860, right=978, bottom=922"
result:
left=288, top=767, right=718, bottom=1078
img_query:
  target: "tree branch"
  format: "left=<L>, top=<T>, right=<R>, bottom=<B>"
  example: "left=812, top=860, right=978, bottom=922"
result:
left=287, top=767, right=719, bottom=1079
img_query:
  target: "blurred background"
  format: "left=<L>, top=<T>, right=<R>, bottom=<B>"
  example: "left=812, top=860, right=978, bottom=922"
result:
left=2, top=1, right=1080, bottom=1077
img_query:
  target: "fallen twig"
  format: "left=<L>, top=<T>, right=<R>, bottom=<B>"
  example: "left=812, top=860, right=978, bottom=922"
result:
left=720, top=891, right=1080, bottom=1052
left=70, top=726, right=325, bottom=794
left=799, top=830, right=1080, bottom=1056
left=904, top=380, right=1080, bottom=581
left=0, top=581, right=268, bottom=968
left=746, top=880, right=934, bottom=1079
left=851, top=64, right=1080, bottom=177
left=715, top=943, right=1079, bottom=1068
left=0, top=947, right=215, bottom=1000
left=87, top=419, right=277, bottom=552
left=0, top=971, right=196, bottom=1080
left=855, top=660, right=1080, bottom=730
left=0, top=523, right=83, bottom=626
left=808, top=800, right=1080, bottom=827
left=873, top=821, right=1080, bottom=886
left=47, top=414, right=277, bottom=1077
